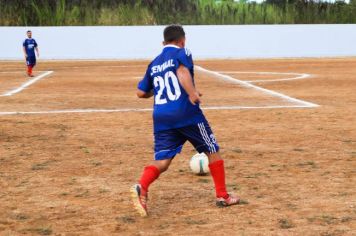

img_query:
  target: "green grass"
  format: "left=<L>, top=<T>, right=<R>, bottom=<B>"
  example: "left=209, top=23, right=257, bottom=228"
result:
left=1, top=0, right=356, bottom=26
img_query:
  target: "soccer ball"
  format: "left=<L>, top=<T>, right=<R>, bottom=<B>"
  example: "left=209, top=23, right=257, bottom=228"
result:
left=189, top=153, right=209, bottom=175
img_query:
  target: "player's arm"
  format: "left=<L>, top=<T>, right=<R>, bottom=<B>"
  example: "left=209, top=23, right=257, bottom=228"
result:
left=137, top=66, right=154, bottom=99
left=23, top=46, right=27, bottom=58
left=177, top=65, right=202, bottom=105
left=35, top=47, right=40, bottom=57
left=137, top=89, right=153, bottom=98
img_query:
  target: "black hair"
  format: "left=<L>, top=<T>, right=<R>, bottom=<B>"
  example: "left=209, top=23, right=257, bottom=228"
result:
left=27, top=30, right=31, bottom=33
left=164, top=24, right=185, bottom=43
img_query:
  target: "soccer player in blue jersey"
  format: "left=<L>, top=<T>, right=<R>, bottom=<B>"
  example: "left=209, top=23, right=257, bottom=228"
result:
left=23, top=30, right=39, bottom=77
left=131, top=25, right=240, bottom=217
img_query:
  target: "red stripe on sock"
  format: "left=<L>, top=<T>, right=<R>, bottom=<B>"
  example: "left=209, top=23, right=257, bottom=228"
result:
left=139, top=165, right=160, bottom=194
left=209, top=159, right=228, bottom=199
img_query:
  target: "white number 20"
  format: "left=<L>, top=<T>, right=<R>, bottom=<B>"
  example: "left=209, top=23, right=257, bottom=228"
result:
left=153, top=71, right=181, bottom=105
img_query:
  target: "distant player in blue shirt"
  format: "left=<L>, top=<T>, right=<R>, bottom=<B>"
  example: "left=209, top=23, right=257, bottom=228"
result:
left=131, top=25, right=240, bottom=217
left=23, top=30, right=39, bottom=77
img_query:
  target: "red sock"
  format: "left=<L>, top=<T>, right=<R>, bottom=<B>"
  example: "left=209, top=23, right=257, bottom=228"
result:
left=209, top=159, right=228, bottom=199
left=29, top=66, right=33, bottom=74
left=27, top=66, right=31, bottom=74
left=139, top=165, right=160, bottom=194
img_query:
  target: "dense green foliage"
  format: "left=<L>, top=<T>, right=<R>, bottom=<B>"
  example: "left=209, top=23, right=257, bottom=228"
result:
left=0, top=0, right=355, bottom=26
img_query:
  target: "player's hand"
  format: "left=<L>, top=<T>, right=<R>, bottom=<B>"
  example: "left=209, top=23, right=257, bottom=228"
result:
left=189, top=91, right=202, bottom=105
left=37, top=53, right=40, bottom=58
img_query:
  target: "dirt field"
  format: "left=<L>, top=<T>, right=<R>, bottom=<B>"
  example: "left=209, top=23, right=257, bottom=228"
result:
left=0, top=58, right=355, bottom=235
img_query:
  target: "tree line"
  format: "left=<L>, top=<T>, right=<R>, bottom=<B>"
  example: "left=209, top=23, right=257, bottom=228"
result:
left=0, top=0, right=355, bottom=25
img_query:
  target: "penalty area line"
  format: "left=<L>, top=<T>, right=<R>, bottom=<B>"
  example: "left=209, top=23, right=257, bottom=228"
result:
left=0, top=71, right=54, bottom=97
left=196, top=66, right=319, bottom=108
left=217, top=71, right=312, bottom=83
left=0, top=105, right=316, bottom=116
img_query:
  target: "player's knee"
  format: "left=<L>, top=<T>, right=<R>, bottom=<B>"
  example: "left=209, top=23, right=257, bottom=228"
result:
left=205, top=152, right=222, bottom=163
left=152, top=159, right=172, bottom=173
left=159, top=165, right=169, bottom=172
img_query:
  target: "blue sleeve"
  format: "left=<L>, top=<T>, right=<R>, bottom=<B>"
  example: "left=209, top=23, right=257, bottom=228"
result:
left=137, top=66, right=153, bottom=92
left=23, top=40, right=26, bottom=47
left=177, top=48, right=193, bottom=69
left=34, top=40, right=38, bottom=47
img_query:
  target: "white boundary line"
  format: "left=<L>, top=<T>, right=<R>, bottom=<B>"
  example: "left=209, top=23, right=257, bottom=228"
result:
left=0, top=70, right=49, bottom=74
left=0, top=66, right=319, bottom=116
left=0, top=105, right=316, bottom=116
left=48, top=65, right=147, bottom=70
left=195, top=66, right=319, bottom=108
left=0, top=71, right=24, bottom=74
left=0, top=71, right=53, bottom=97
left=218, top=71, right=311, bottom=83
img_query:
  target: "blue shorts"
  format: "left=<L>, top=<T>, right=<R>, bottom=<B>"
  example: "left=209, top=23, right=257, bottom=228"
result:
left=26, top=56, right=36, bottom=67
left=154, top=121, right=220, bottom=160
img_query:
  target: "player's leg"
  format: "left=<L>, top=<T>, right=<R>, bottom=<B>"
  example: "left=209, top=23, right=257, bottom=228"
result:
left=29, top=57, right=36, bottom=77
left=139, top=158, right=172, bottom=195
left=131, top=159, right=172, bottom=217
left=26, top=59, right=31, bottom=76
left=205, top=151, right=240, bottom=207
left=180, top=121, right=240, bottom=207
left=27, top=57, right=35, bottom=77
left=131, top=129, right=185, bottom=216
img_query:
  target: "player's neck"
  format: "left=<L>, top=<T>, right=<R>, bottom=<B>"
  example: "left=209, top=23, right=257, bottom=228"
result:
left=164, top=44, right=180, bottom=49
left=163, top=41, right=184, bottom=48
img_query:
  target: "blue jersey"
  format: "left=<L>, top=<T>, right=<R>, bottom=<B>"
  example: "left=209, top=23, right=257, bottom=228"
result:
left=23, top=38, right=38, bottom=57
left=138, top=45, right=205, bottom=132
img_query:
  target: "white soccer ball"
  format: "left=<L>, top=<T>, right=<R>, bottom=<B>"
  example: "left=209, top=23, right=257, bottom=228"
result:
left=189, top=153, right=210, bottom=175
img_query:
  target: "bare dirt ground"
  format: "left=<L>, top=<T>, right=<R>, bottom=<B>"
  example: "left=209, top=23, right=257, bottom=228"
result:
left=0, top=59, right=355, bottom=235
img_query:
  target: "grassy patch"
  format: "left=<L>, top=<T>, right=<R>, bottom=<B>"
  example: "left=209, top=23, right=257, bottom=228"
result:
left=90, top=159, right=102, bottom=167
left=80, top=146, right=90, bottom=154
left=22, top=227, right=52, bottom=235
left=321, top=215, right=338, bottom=225
left=116, top=216, right=135, bottom=224
left=31, top=160, right=56, bottom=170
left=293, top=148, right=304, bottom=152
left=185, top=218, right=207, bottom=225
left=244, top=172, right=266, bottom=178
left=226, top=183, right=240, bottom=191
left=341, top=216, right=353, bottom=223
left=68, top=177, right=77, bottom=185
left=15, top=213, right=29, bottom=221
left=286, top=203, right=298, bottom=211
left=15, top=180, right=29, bottom=187
left=197, top=178, right=210, bottom=183
left=99, top=188, right=110, bottom=194
left=296, top=161, right=317, bottom=168
left=342, top=139, right=354, bottom=143
left=231, top=147, right=243, bottom=153
left=2, top=1, right=356, bottom=26
left=74, top=190, right=89, bottom=198
left=307, top=215, right=339, bottom=225
left=279, top=218, right=294, bottom=229
left=239, top=199, right=249, bottom=205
